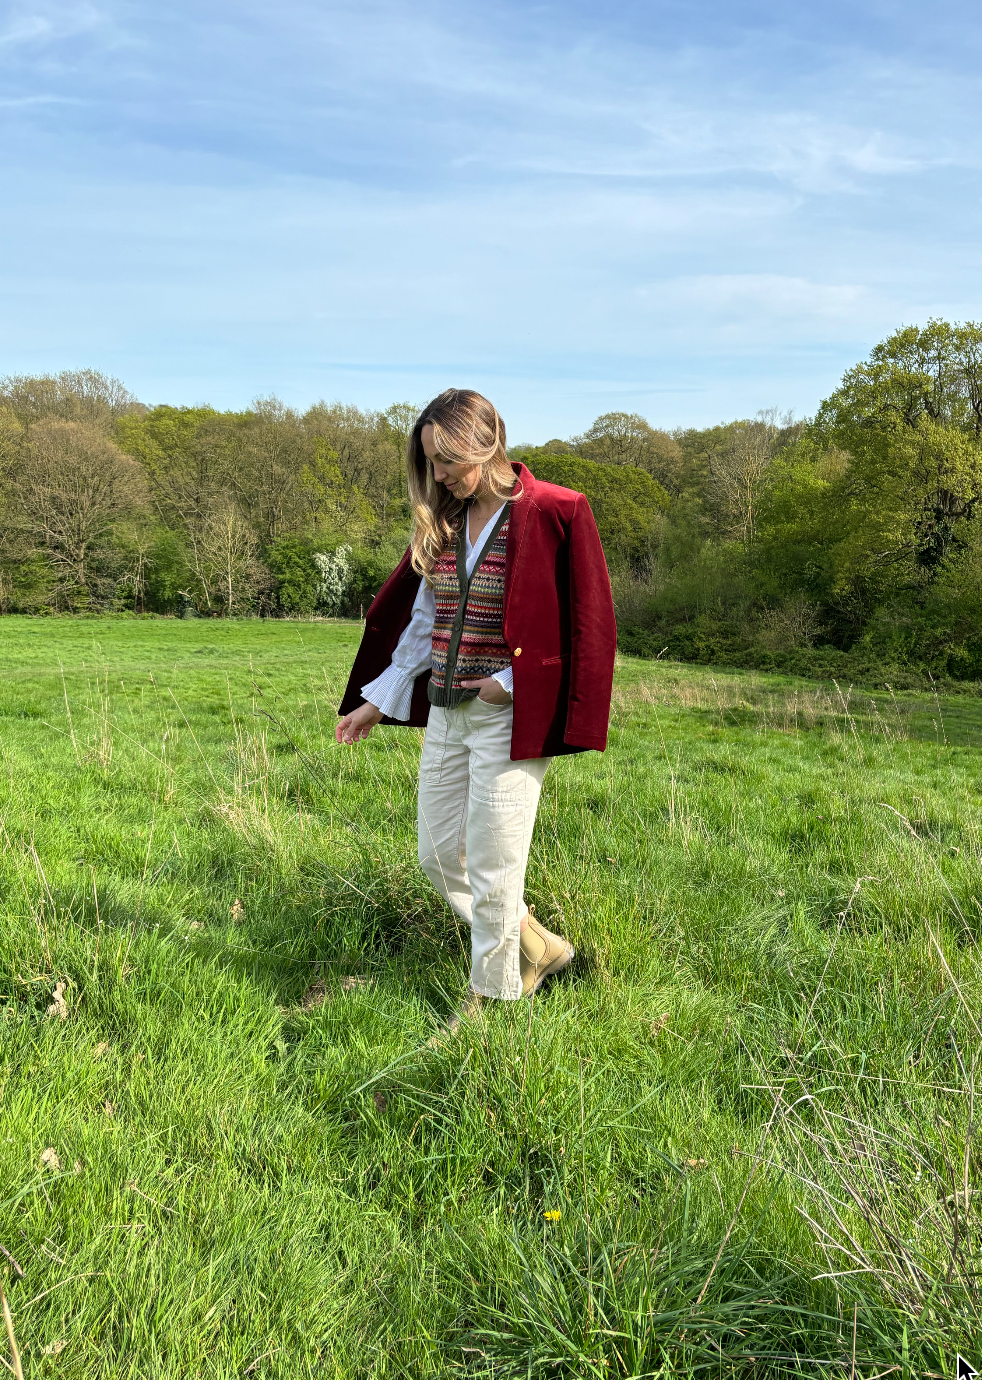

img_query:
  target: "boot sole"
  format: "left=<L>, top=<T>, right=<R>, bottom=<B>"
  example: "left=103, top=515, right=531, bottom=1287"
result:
left=527, top=945, right=575, bottom=997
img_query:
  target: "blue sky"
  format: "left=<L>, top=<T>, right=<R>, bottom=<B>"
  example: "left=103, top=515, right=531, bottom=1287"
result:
left=1, top=0, right=980, bottom=440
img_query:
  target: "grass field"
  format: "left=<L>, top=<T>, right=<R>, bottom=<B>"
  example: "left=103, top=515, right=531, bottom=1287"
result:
left=1, top=616, right=980, bottom=1378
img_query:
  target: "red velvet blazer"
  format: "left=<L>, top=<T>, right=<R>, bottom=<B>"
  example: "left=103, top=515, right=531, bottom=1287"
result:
left=338, top=462, right=617, bottom=760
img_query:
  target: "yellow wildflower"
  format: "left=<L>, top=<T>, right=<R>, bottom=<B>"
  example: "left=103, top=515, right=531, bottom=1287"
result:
left=543, top=1210, right=561, bottom=1221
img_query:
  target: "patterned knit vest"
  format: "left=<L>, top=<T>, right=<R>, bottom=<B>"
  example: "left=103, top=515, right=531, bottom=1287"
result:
left=427, top=509, right=511, bottom=708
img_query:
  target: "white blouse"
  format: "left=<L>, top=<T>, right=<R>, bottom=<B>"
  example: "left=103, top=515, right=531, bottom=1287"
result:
left=361, top=505, right=514, bottom=720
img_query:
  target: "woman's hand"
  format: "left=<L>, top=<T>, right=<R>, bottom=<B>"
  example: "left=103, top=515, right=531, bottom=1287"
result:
left=460, top=677, right=512, bottom=705
left=336, top=701, right=384, bottom=744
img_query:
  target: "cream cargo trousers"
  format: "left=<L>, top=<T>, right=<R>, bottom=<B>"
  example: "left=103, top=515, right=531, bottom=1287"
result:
left=417, top=697, right=552, bottom=1001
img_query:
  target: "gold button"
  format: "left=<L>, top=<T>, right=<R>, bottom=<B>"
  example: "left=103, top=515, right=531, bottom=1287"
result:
left=513, top=647, right=522, bottom=656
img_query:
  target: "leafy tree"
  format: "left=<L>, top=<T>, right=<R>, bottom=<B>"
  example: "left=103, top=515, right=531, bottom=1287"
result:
left=340, top=532, right=413, bottom=618
left=518, top=451, right=669, bottom=566
left=574, top=412, right=685, bottom=493
left=142, top=528, right=194, bottom=614
left=0, top=406, right=24, bottom=470
left=0, top=408, right=34, bottom=609
left=116, top=405, right=237, bottom=596
left=510, top=438, right=574, bottom=457
left=814, top=320, right=982, bottom=575
left=917, top=515, right=982, bottom=676
left=671, top=413, right=805, bottom=539
left=226, top=399, right=322, bottom=545
left=703, top=411, right=801, bottom=542
left=753, top=439, right=847, bottom=605
left=6, top=419, right=147, bottom=607
left=266, top=534, right=322, bottom=616
left=817, top=319, right=982, bottom=436
left=195, top=505, right=265, bottom=614
left=0, top=551, right=54, bottom=613
left=303, top=401, right=402, bottom=531
left=1, top=370, right=140, bottom=432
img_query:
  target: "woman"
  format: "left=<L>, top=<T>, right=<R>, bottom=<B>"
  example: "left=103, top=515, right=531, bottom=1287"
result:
left=336, top=389, right=616, bottom=1027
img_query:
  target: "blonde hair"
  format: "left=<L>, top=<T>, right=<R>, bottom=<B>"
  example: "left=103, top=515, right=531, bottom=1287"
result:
left=407, top=389, right=519, bottom=581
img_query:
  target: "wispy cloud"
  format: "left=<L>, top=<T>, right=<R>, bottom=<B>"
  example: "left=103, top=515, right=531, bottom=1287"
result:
left=0, top=0, right=980, bottom=434
left=0, top=3, right=115, bottom=50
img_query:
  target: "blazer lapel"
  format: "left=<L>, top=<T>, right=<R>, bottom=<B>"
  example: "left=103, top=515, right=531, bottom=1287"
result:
left=504, top=461, right=535, bottom=615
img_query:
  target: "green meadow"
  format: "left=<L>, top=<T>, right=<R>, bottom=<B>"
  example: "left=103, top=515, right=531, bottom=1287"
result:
left=0, top=616, right=979, bottom=1377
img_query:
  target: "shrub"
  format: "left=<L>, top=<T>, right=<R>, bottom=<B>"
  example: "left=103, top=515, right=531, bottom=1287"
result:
left=143, top=528, right=193, bottom=613
left=0, top=550, right=55, bottom=613
left=266, top=534, right=323, bottom=616
left=313, top=545, right=353, bottom=616
left=343, top=531, right=410, bottom=617
left=517, top=452, right=669, bottom=567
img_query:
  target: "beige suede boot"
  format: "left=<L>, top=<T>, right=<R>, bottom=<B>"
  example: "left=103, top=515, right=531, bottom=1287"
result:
left=520, top=911, right=574, bottom=997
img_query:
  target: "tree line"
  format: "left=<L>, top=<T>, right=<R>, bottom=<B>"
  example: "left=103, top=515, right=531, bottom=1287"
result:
left=2, top=320, right=982, bottom=684
left=0, top=376, right=418, bottom=619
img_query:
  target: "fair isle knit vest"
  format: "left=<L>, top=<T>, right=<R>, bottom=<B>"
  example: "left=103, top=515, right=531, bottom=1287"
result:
left=427, top=506, right=511, bottom=708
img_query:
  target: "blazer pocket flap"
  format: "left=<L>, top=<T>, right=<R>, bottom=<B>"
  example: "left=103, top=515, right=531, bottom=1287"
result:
left=541, top=653, right=569, bottom=666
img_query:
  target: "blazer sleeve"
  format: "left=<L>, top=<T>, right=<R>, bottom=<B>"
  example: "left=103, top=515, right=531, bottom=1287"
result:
left=338, top=551, right=429, bottom=723
left=564, top=494, right=617, bottom=750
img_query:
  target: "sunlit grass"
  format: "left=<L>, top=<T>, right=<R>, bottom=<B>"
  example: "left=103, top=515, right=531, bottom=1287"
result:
left=0, top=616, right=979, bottom=1376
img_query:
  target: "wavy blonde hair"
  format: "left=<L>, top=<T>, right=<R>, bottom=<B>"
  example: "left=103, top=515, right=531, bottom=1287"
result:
left=407, top=389, right=519, bottom=582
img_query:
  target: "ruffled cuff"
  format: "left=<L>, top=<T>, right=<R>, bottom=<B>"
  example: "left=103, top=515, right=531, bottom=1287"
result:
left=361, top=663, right=416, bottom=721
left=491, top=665, right=514, bottom=696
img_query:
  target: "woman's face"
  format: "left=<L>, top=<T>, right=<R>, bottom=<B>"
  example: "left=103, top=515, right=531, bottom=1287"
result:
left=421, top=423, right=482, bottom=499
